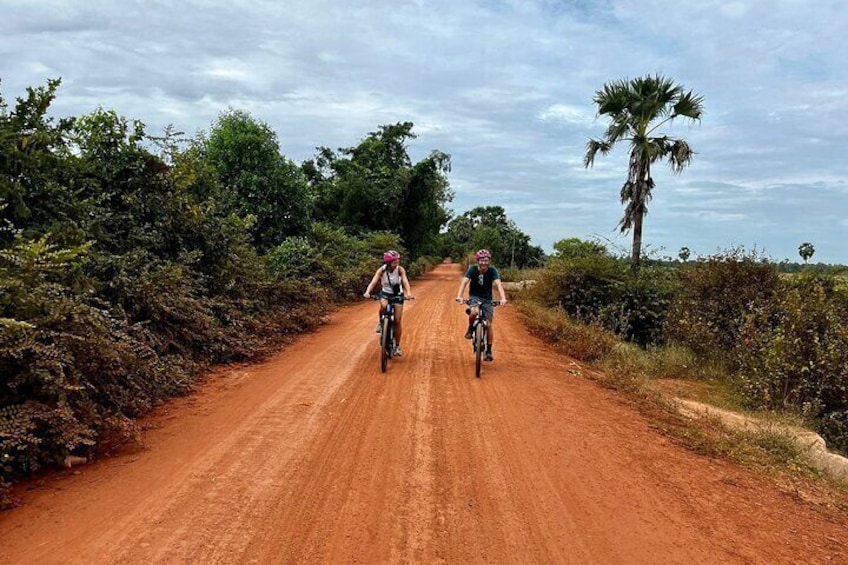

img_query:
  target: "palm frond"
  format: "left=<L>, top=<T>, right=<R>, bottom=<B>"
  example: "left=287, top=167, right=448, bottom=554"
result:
left=667, top=139, right=695, bottom=173
left=593, top=79, right=632, bottom=117
left=672, top=90, right=705, bottom=121
left=603, top=120, right=631, bottom=144
left=584, top=139, right=612, bottom=168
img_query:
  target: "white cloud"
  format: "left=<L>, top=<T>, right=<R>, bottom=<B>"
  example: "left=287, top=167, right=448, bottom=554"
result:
left=537, top=104, right=594, bottom=126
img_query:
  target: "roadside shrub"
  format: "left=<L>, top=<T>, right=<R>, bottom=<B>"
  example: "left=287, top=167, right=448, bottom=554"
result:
left=736, top=274, right=848, bottom=452
left=268, top=223, right=403, bottom=300
left=529, top=253, right=627, bottom=323
left=0, top=235, right=184, bottom=483
left=528, top=255, right=672, bottom=346
left=665, top=248, right=780, bottom=355
left=598, top=266, right=677, bottom=347
left=407, top=256, right=436, bottom=279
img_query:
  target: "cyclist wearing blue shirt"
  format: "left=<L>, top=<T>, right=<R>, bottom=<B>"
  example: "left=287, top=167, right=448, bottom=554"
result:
left=455, top=249, right=507, bottom=362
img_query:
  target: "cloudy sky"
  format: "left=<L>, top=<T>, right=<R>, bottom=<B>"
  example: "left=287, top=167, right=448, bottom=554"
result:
left=2, top=0, right=847, bottom=262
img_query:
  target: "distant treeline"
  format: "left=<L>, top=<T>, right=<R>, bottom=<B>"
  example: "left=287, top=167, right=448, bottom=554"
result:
left=0, top=79, right=538, bottom=503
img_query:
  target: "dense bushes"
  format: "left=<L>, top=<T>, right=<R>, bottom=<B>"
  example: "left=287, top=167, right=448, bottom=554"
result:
left=736, top=275, right=848, bottom=450
left=0, top=234, right=185, bottom=477
left=666, top=249, right=780, bottom=355
left=268, top=224, right=403, bottom=300
left=526, top=242, right=848, bottom=452
left=528, top=250, right=675, bottom=347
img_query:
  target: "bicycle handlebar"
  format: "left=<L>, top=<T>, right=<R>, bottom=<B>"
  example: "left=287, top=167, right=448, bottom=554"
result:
left=367, top=294, right=414, bottom=300
left=459, top=299, right=502, bottom=306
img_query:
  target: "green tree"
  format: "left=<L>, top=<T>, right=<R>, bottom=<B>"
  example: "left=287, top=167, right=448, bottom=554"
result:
left=0, top=79, right=79, bottom=246
left=584, top=75, right=704, bottom=273
left=444, top=206, right=543, bottom=268
left=678, top=246, right=691, bottom=262
left=553, top=237, right=610, bottom=260
left=306, top=122, right=452, bottom=257
left=399, top=151, right=452, bottom=256
left=201, top=110, right=311, bottom=251
left=798, top=242, right=815, bottom=264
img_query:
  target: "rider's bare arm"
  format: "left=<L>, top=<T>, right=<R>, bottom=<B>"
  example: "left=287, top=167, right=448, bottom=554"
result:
left=364, top=268, right=382, bottom=297
left=494, top=278, right=508, bottom=305
left=399, top=267, right=414, bottom=298
left=456, top=277, right=470, bottom=302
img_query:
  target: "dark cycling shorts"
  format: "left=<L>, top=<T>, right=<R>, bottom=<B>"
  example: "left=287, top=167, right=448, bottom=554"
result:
left=467, top=297, right=494, bottom=321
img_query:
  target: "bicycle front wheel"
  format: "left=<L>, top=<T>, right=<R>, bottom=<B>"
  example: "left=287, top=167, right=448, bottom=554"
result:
left=380, top=317, right=391, bottom=373
left=474, top=323, right=484, bottom=378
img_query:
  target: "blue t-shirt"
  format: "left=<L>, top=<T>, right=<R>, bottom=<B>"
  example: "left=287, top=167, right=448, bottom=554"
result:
left=465, top=265, right=501, bottom=300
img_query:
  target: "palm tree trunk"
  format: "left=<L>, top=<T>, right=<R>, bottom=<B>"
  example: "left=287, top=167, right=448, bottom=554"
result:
left=630, top=204, right=643, bottom=274
left=629, top=161, right=649, bottom=275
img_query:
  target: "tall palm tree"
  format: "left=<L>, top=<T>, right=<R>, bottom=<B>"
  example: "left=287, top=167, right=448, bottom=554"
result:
left=584, top=75, right=704, bottom=273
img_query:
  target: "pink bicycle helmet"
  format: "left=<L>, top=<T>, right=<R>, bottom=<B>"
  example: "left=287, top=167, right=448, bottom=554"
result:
left=475, top=249, right=492, bottom=260
left=383, top=250, right=401, bottom=263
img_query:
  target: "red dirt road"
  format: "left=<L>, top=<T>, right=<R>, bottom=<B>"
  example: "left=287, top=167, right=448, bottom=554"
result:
left=2, top=263, right=846, bottom=564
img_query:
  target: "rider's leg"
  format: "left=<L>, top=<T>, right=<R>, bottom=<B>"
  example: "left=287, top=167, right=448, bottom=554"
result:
left=376, top=298, right=388, bottom=332
left=394, top=304, right=404, bottom=344
left=465, top=305, right=478, bottom=339
left=484, top=303, right=495, bottom=360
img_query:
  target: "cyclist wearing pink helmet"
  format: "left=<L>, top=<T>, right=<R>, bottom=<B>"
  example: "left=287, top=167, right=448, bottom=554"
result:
left=455, top=249, right=507, bottom=362
left=364, top=250, right=414, bottom=356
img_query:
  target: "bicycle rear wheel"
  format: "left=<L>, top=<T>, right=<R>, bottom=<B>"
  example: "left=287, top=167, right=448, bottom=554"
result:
left=380, top=317, right=391, bottom=373
left=474, top=323, right=484, bottom=378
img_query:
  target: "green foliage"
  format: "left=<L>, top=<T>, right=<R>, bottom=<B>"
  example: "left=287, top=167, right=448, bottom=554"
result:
left=306, top=122, right=452, bottom=258
left=406, top=256, right=437, bottom=279
left=0, top=80, right=457, bottom=493
left=665, top=249, right=780, bottom=355
left=531, top=250, right=627, bottom=323
left=0, top=79, right=79, bottom=246
left=525, top=234, right=848, bottom=455
left=529, top=242, right=674, bottom=347
left=200, top=109, right=312, bottom=251
left=0, top=82, right=334, bottom=487
left=737, top=274, right=848, bottom=452
left=268, top=223, right=403, bottom=300
left=553, top=237, right=610, bottom=260
left=600, top=266, right=677, bottom=347
left=0, top=232, right=177, bottom=480
left=443, top=206, right=544, bottom=268
left=798, top=242, right=815, bottom=264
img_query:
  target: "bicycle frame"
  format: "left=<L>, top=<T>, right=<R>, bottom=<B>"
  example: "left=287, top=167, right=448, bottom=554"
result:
left=463, top=299, right=500, bottom=378
left=371, top=294, right=408, bottom=373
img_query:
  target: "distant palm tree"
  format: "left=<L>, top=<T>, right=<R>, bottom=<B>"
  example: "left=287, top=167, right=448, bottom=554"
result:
left=585, top=75, right=704, bottom=273
left=799, top=242, right=815, bottom=264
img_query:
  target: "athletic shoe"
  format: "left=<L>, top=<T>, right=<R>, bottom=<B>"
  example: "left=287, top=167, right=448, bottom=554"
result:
left=484, top=351, right=494, bottom=362
left=394, top=346, right=404, bottom=357
left=375, top=322, right=382, bottom=333
left=464, top=326, right=474, bottom=339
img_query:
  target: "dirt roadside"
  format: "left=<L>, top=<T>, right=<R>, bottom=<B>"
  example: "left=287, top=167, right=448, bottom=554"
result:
left=1, top=263, right=846, bottom=564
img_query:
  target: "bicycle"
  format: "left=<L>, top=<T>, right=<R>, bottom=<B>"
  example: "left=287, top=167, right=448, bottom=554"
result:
left=369, top=294, right=411, bottom=372
left=461, top=298, right=501, bottom=378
